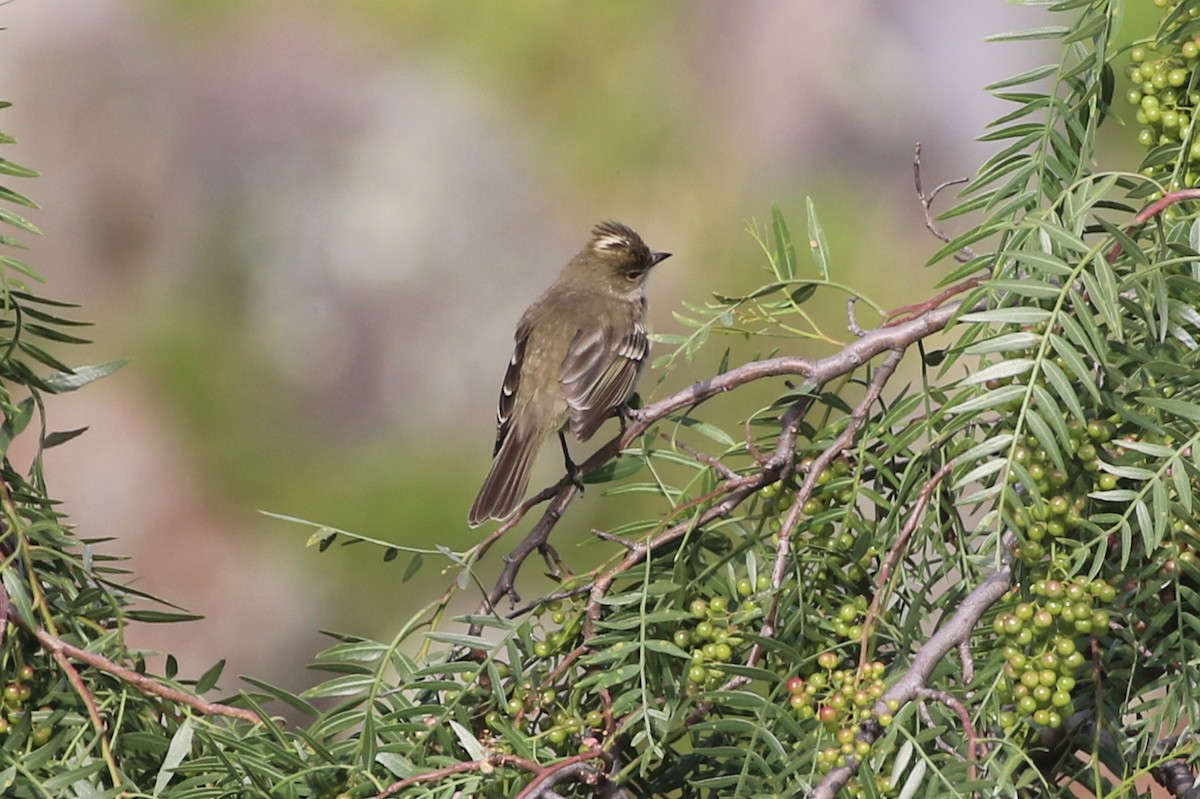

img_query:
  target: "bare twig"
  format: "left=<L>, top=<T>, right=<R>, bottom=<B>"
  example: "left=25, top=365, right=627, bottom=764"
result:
left=675, top=439, right=740, bottom=480
left=858, top=460, right=956, bottom=670
left=375, top=752, right=547, bottom=799
left=884, top=277, right=984, bottom=327
left=514, top=750, right=608, bottom=799
left=592, top=528, right=637, bottom=550
left=958, top=638, right=976, bottom=687
left=847, top=297, right=866, bottom=337
left=913, top=142, right=974, bottom=261
left=917, top=688, right=979, bottom=784
left=764, top=347, right=906, bottom=642
left=1106, top=187, right=1200, bottom=262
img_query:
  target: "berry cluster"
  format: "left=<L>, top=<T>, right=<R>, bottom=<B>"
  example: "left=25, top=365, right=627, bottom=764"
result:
left=488, top=672, right=605, bottom=749
left=993, top=577, right=1116, bottom=729
left=530, top=599, right=579, bottom=659
left=1125, top=5, right=1200, bottom=187
left=1004, top=417, right=1114, bottom=565
left=0, top=665, right=51, bottom=747
left=796, top=659, right=895, bottom=799
left=680, top=591, right=758, bottom=694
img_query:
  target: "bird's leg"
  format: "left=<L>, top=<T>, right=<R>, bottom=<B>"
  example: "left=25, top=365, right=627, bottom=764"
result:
left=558, top=431, right=585, bottom=493
left=617, top=392, right=643, bottom=432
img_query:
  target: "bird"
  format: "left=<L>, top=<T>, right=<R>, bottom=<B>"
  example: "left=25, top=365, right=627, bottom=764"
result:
left=468, top=221, right=670, bottom=527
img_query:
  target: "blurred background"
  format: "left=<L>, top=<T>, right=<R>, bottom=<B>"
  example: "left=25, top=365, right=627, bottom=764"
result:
left=0, top=1, right=1153, bottom=694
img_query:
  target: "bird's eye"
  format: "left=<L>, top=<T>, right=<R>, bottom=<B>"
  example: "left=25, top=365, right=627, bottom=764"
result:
left=624, top=269, right=642, bottom=281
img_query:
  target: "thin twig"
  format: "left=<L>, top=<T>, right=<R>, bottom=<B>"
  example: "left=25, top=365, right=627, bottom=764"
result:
left=917, top=688, right=979, bottom=785
left=764, top=347, right=906, bottom=642
left=52, top=648, right=122, bottom=786
left=847, top=297, right=866, bottom=337
left=514, top=750, right=608, bottom=799
left=858, top=459, right=955, bottom=670
left=22, top=622, right=262, bottom=724
left=675, top=439, right=740, bottom=480
left=1106, top=187, right=1200, bottom=262
left=375, top=752, right=546, bottom=799
left=914, top=142, right=974, bottom=261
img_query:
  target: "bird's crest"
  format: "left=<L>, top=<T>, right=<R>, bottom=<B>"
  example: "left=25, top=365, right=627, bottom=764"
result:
left=590, top=220, right=643, bottom=254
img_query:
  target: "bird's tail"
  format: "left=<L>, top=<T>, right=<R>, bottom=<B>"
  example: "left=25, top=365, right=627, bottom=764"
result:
left=468, top=425, right=543, bottom=527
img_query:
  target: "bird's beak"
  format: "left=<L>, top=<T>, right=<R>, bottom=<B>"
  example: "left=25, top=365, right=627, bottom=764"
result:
left=651, top=251, right=672, bottom=267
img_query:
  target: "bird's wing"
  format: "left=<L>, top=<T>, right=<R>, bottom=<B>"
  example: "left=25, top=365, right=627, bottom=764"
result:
left=560, top=319, right=647, bottom=441
left=492, top=325, right=530, bottom=456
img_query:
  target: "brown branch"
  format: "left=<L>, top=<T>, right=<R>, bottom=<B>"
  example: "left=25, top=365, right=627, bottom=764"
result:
left=675, top=439, right=740, bottom=480
left=1106, top=188, right=1200, bottom=262
left=375, top=748, right=614, bottom=799
left=917, top=688, right=978, bottom=784
left=858, top=459, right=955, bottom=671
left=19, top=620, right=263, bottom=725
left=764, top=347, right=906, bottom=642
left=884, top=277, right=984, bottom=327
left=809, top=538, right=1014, bottom=799
left=52, top=648, right=122, bottom=786
left=513, top=749, right=608, bottom=799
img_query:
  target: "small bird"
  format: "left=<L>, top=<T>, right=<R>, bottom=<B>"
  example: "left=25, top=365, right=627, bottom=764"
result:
left=468, top=221, right=671, bottom=527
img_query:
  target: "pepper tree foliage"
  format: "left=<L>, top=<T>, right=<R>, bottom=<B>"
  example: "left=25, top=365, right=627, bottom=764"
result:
left=5, top=1, right=1200, bottom=798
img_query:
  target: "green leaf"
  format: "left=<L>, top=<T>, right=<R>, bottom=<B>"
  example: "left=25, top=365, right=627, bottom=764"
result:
left=402, top=552, right=424, bottom=581
left=449, top=720, right=486, bottom=761
left=984, top=64, right=1059, bottom=90
left=41, top=358, right=128, bottom=392
left=960, top=307, right=1052, bottom=325
left=301, top=673, right=375, bottom=699
left=961, top=358, right=1033, bottom=386
left=195, top=659, right=226, bottom=693
left=964, top=332, right=1040, bottom=355
left=951, top=383, right=1025, bottom=414
left=804, top=197, right=830, bottom=280
left=18, top=340, right=73, bottom=372
left=675, top=415, right=735, bottom=447
left=0, top=158, right=39, bottom=178
left=0, top=207, right=40, bottom=235
left=584, top=456, right=644, bottom=484
left=0, top=254, right=43, bottom=282
left=123, top=609, right=206, bottom=623
left=153, top=717, right=194, bottom=795
left=0, top=186, right=39, bottom=209
left=1141, top=396, right=1200, bottom=424
left=770, top=204, right=795, bottom=280
left=985, top=279, right=1064, bottom=300
left=642, top=639, right=692, bottom=659
left=1040, top=359, right=1087, bottom=423
left=1, top=568, right=34, bottom=626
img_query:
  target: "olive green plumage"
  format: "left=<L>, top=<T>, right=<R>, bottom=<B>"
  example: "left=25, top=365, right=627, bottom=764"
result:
left=468, top=221, right=670, bottom=527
